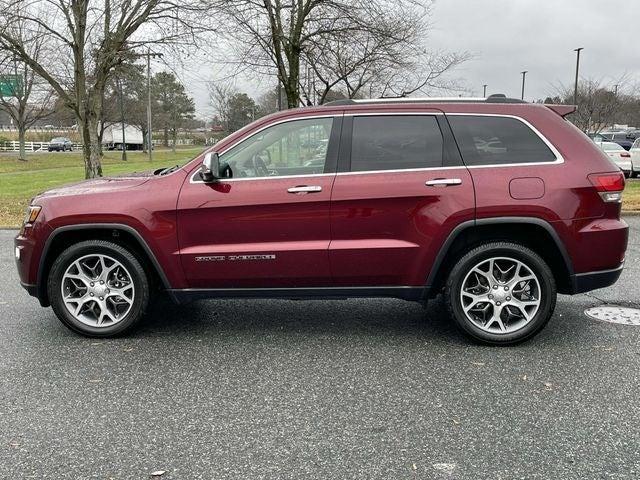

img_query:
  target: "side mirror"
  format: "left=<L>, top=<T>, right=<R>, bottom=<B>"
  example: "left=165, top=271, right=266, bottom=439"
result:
left=200, top=152, right=220, bottom=183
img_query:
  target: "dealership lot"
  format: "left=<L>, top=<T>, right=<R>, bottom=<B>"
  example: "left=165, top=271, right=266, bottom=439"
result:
left=0, top=218, right=639, bottom=479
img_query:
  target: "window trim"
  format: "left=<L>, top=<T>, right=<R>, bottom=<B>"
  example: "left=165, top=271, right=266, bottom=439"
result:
left=190, top=114, right=342, bottom=183
left=445, top=113, right=564, bottom=168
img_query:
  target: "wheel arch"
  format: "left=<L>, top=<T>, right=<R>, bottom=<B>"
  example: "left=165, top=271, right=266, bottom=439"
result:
left=37, top=224, right=172, bottom=306
left=426, top=217, right=575, bottom=297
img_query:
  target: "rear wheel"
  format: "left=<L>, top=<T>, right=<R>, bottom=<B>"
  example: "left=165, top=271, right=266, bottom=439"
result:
left=444, top=242, right=556, bottom=345
left=48, top=240, right=149, bottom=337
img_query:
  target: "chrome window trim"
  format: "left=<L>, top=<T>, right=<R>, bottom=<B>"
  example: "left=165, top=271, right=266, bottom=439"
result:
left=189, top=111, right=565, bottom=184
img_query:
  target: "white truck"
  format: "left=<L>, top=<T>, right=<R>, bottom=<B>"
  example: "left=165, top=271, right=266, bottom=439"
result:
left=102, top=123, right=144, bottom=151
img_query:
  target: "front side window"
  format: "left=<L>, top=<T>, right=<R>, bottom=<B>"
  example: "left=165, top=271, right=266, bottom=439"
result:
left=350, top=115, right=444, bottom=172
left=220, top=117, right=334, bottom=179
left=448, top=115, right=557, bottom=166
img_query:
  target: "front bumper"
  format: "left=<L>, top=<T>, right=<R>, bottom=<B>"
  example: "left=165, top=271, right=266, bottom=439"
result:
left=571, top=264, right=624, bottom=294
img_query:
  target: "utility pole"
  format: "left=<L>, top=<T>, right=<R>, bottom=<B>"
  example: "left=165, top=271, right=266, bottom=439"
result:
left=613, top=84, right=619, bottom=96
left=520, top=71, right=527, bottom=100
left=483, top=84, right=488, bottom=97
left=573, top=48, right=583, bottom=106
left=136, top=49, right=163, bottom=162
left=117, top=77, right=127, bottom=161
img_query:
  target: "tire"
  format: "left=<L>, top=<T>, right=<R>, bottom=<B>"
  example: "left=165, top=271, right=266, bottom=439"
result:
left=444, top=241, right=556, bottom=345
left=47, top=240, right=149, bottom=337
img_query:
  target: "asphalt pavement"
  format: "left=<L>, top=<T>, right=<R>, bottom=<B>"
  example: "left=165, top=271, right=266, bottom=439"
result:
left=0, top=218, right=639, bottom=479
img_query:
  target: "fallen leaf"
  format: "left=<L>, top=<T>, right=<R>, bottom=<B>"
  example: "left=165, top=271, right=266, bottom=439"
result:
left=544, top=382, right=553, bottom=390
left=471, top=362, right=485, bottom=366
left=88, top=379, right=102, bottom=383
left=522, top=375, right=527, bottom=381
left=433, top=463, right=457, bottom=474
left=412, top=463, right=417, bottom=471
left=150, top=471, right=166, bottom=477
left=452, top=419, right=460, bottom=425
left=123, top=348, right=134, bottom=352
left=8, top=442, right=20, bottom=448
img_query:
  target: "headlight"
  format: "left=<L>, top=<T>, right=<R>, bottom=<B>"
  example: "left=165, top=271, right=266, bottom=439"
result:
left=24, top=205, right=42, bottom=224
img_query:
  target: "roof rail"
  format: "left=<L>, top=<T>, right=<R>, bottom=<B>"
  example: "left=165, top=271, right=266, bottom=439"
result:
left=323, top=94, right=527, bottom=106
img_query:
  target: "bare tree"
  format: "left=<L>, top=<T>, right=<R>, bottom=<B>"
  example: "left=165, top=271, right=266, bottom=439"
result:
left=211, top=0, right=465, bottom=109
left=0, top=20, right=54, bottom=161
left=0, top=0, right=207, bottom=178
left=303, top=23, right=469, bottom=104
left=551, top=78, right=620, bottom=133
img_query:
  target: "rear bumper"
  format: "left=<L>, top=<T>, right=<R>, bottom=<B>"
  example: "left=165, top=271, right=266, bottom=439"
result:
left=571, top=264, right=624, bottom=294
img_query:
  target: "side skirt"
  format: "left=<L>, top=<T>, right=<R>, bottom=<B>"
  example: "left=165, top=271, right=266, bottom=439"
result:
left=168, top=286, right=428, bottom=304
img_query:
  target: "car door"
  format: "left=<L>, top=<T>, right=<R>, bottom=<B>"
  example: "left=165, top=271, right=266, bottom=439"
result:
left=329, top=111, right=475, bottom=287
left=177, top=114, right=342, bottom=288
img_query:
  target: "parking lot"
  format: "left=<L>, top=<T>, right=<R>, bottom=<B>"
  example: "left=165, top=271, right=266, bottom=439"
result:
left=0, top=218, right=639, bottom=479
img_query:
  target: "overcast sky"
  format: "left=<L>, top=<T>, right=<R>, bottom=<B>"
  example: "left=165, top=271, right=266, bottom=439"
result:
left=180, top=0, right=640, bottom=118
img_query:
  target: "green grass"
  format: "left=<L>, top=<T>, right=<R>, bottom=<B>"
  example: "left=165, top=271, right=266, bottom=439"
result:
left=0, top=148, right=203, bottom=226
left=624, top=178, right=640, bottom=211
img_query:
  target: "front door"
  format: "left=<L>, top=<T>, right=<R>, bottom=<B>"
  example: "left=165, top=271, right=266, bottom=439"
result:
left=329, top=112, right=475, bottom=287
left=177, top=115, right=342, bottom=288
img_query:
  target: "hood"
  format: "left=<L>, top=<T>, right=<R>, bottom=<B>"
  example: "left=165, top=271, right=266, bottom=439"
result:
left=35, top=172, right=153, bottom=200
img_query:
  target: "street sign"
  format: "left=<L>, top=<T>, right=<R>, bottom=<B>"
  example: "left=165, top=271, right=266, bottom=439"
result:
left=0, top=74, right=22, bottom=97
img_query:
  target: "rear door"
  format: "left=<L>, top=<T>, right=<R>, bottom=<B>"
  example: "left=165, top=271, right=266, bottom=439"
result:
left=329, top=111, right=475, bottom=287
left=177, top=115, right=342, bottom=288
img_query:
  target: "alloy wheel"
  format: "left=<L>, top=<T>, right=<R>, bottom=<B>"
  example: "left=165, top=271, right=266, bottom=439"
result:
left=459, top=256, right=541, bottom=334
left=60, top=254, right=135, bottom=327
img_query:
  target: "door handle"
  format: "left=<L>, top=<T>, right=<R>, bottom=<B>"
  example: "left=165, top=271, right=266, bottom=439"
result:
left=287, top=185, right=323, bottom=193
left=425, top=178, right=463, bottom=187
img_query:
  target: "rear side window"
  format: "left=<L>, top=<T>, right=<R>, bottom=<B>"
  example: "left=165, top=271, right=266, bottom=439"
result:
left=350, top=115, right=443, bottom=171
left=448, top=115, right=557, bottom=166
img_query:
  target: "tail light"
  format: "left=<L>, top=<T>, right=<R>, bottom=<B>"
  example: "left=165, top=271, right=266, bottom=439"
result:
left=588, top=172, right=625, bottom=203
left=620, top=152, right=631, bottom=158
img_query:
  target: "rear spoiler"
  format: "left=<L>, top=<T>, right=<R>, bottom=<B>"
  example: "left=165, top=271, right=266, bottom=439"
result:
left=545, top=104, right=576, bottom=118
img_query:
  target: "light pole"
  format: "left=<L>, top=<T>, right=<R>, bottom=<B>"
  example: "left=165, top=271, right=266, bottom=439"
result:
left=138, top=49, right=163, bottom=162
left=573, top=47, right=583, bottom=105
left=520, top=71, right=527, bottom=100
left=483, top=84, right=487, bottom=97
left=117, top=77, right=127, bottom=161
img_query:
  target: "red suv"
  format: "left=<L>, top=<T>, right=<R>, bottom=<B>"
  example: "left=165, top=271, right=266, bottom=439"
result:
left=14, top=95, right=628, bottom=344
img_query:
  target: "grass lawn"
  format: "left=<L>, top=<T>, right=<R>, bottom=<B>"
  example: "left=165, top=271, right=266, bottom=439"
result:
left=624, top=178, right=640, bottom=211
left=0, top=148, right=203, bottom=227
left=0, top=148, right=638, bottom=227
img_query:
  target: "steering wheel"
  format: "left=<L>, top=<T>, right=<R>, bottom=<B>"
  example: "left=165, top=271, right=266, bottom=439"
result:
left=251, top=152, right=270, bottom=177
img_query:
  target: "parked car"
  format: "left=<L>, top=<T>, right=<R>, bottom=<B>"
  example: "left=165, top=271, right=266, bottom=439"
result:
left=598, top=131, right=637, bottom=150
left=47, top=137, right=73, bottom=152
left=629, top=138, right=640, bottom=178
left=15, top=95, right=628, bottom=344
left=595, top=140, right=633, bottom=177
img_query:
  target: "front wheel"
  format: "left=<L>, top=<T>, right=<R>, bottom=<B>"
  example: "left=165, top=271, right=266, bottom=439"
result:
left=444, top=242, right=556, bottom=345
left=48, top=240, right=149, bottom=337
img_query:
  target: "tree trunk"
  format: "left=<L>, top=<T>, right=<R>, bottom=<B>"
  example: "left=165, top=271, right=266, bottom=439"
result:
left=163, top=127, right=168, bottom=147
left=172, top=126, right=177, bottom=153
left=79, top=116, right=103, bottom=178
left=17, top=126, right=27, bottom=161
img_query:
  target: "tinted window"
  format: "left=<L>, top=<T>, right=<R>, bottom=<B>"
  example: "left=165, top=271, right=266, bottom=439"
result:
left=350, top=116, right=443, bottom=171
left=220, top=117, right=334, bottom=178
left=448, top=116, right=557, bottom=166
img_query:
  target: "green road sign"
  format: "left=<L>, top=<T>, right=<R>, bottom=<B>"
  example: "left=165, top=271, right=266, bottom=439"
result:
left=0, top=74, right=22, bottom=97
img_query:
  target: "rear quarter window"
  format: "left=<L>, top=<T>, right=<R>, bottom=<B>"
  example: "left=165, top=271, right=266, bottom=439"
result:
left=448, top=115, right=557, bottom=166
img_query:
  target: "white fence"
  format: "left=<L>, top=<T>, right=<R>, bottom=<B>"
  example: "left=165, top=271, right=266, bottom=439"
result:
left=151, top=138, right=195, bottom=146
left=0, top=141, right=82, bottom=152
